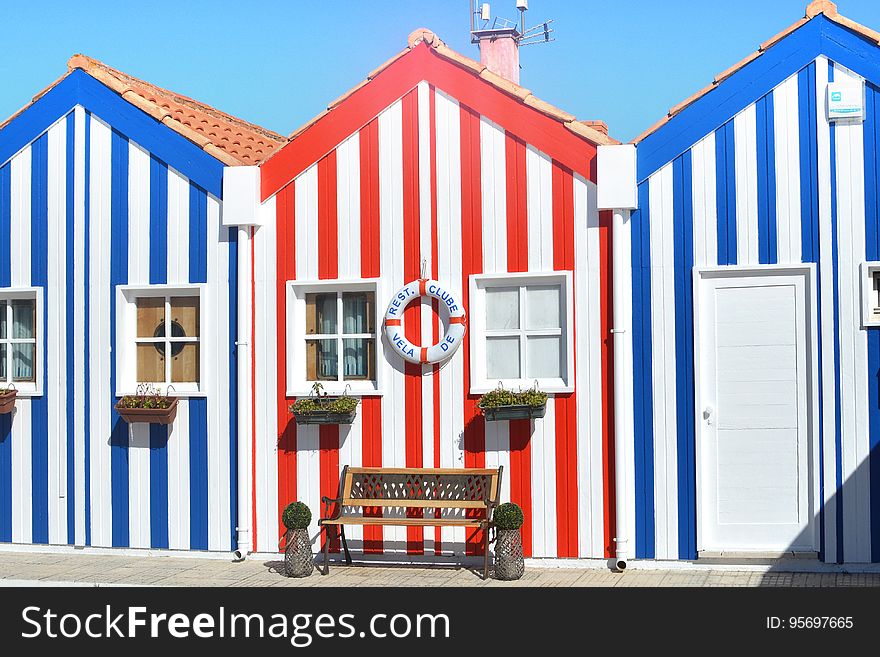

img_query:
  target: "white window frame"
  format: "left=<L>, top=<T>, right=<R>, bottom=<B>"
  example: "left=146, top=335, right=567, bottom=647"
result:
left=286, top=279, right=381, bottom=397
left=469, top=271, right=574, bottom=394
left=0, top=287, right=43, bottom=397
left=860, top=262, right=880, bottom=328
left=116, top=284, right=206, bottom=397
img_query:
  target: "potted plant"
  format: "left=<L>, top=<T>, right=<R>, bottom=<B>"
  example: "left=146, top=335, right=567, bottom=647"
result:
left=282, top=501, right=314, bottom=578
left=492, top=502, right=525, bottom=581
left=115, top=383, right=179, bottom=425
left=477, top=383, right=548, bottom=422
left=290, top=382, right=359, bottom=425
left=0, top=384, right=17, bottom=415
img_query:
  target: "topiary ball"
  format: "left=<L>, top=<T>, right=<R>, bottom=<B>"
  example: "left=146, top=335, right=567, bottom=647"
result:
left=493, top=502, right=524, bottom=530
left=282, top=501, right=312, bottom=530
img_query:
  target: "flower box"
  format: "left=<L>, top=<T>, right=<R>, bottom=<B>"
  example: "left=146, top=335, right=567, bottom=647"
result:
left=293, top=409, right=358, bottom=425
left=478, top=403, right=547, bottom=422
left=0, top=388, right=17, bottom=415
left=115, top=397, right=179, bottom=425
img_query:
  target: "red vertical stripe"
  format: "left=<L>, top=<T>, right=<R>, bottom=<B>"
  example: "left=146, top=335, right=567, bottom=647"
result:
left=600, top=209, right=616, bottom=558
left=460, top=103, right=485, bottom=556
left=551, top=162, right=579, bottom=558
left=505, top=132, right=528, bottom=272
left=429, top=85, right=443, bottom=555
left=359, top=118, right=383, bottom=554
left=276, top=184, right=297, bottom=550
left=401, top=89, right=424, bottom=555
left=317, top=152, right=338, bottom=280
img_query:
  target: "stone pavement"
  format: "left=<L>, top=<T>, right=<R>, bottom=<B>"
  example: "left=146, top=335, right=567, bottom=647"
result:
left=0, top=551, right=879, bottom=587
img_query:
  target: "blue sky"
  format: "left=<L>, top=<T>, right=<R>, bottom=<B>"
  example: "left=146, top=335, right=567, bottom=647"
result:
left=2, top=1, right=880, bottom=143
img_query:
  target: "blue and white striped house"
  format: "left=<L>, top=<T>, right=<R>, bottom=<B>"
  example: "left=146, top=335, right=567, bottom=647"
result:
left=599, top=0, right=880, bottom=565
left=0, top=55, right=285, bottom=553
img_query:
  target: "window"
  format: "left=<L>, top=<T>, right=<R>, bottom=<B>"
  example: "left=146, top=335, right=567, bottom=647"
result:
left=117, top=285, right=203, bottom=395
left=469, top=272, right=573, bottom=393
left=287, top=281, right=379, bottom=395
left=0, top=294, right=39, bottom=388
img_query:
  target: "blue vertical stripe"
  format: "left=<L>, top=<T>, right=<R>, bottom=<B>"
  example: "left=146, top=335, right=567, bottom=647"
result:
left=149, top=157, right=168, bottom=285
left=30, top=133, right=49, bottom=545
left=149, top=423, right=168, bottom=549
left=672, top=151, right=696, bottom=560
left=828, top=62, right=844, bottom=563
left=228, top=227, right=238, bottom=550
left=189, top=185, right=208, bottom=284
left=84, top=113, right=91, bottom=547
left=109, top=129, right=129, bottom=548
left=756, top=93, right=778, bottom=264
left=866, top=82, right=880, bottom=563
left=189, top=397, right=208, bottom=550
left=65, top=113, right=76, bottom=544
left=0, top=162, right=10, bottom=543
left=631, top=181, right=655, bottom=559
left=715, top=120, right=737, bottom=265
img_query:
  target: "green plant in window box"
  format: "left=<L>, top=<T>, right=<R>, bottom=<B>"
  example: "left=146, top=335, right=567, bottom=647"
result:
left=477, top=382, right=548, bottom=422
left=290, top=382, right=360, bottom=425
left=115, top=383, right=179, bottom=425
left=0, top=384, right=18, bottom=415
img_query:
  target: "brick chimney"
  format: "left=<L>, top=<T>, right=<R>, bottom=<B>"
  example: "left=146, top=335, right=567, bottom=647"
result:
left=478, top=28, right=520, bottom=84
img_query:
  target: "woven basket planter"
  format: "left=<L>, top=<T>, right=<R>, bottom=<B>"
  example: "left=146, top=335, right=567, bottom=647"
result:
left=494, top=528, right=525, bottom=581
left=284, top=528, right=314, bottom=578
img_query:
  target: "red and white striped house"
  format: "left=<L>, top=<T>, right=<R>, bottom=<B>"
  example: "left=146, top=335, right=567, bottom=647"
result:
left=236, top=28, right=619, bottom=560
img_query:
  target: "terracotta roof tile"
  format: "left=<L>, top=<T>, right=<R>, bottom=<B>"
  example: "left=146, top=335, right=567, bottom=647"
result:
left=633, top=1, right=880, bottom=144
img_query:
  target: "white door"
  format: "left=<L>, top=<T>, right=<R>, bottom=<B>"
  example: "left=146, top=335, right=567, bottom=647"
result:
left=695, top=268, right=815, bottom=553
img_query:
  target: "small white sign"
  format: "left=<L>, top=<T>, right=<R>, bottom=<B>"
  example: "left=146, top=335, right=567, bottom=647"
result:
left=827, top=81, right=864, bottom=122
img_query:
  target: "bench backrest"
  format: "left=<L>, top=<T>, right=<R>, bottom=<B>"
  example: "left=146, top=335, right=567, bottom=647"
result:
left=339, top=467, right=503, bottom=510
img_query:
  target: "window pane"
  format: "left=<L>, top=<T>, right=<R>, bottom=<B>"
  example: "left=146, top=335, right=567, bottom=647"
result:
left=306, top=293, right=337, bottom=335
left=137, top=297, right=165, bottom=338
left=171, top=343, right=200, bottom=383
left=342, top=338, right=374, bottom=380
left=486, top=287, right=519, bottom=330
left=170, top=297, right=199, bottom=338
left=526, top=336, right=561, bottom=379
left=11, top=300, right=35, bottom=339
left=306, top=339, right=338, bottom=381
left=137, top=343, right=165, bottom=382
left=0, top=301, right=6, bottom=338
left=11, top=343, right=35, bottom=382
left=486, top=336, right=520, bottom=380
left=343, top=292, right=374, bottom=334
left=525, top=285, right=561, bottom=330
left=0, top=344, right=6, bottom=380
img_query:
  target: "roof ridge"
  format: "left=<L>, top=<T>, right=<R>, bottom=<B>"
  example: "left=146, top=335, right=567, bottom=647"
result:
left=632, top=0, right=880, bottom=144
left=281, top=27, right=617, bottom=149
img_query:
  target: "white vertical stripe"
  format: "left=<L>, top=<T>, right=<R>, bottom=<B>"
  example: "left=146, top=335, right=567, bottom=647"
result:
left=295, top=165, right=319, bottom=280
left=484, top=420, right=510, bottom=508
left=379, top=99, right=407, bottom=553
left=296, top=426, right=321, bottom=550
left=815, top=56, right=838, bottom=563
left=691, top=133, right=718, bottom=268
left=530, top=398, right=557, bottom=557
left=773, top=74, right=802, bottom=264
left=833, top=62, right=871, bottom=562
left=254, top=198, right=279, bottom=552
left=126, top=142, right=151, bottom=549
left=73, top=106, right=87, bottom=546
left=435, top=90, right=466, bottom=553
left=47, top=120, right=67, bottom=544
left=734, top=104, right=759, bottom=265
left=527, top=145, right=554, bottom=271
left=166, top=169, right=189, bottom=285
left=10, top=146, right=32, bottom=544
left=480, top=117, right=507, bottom=274
left=88, top=119, right=112, bottom=547
left=167, top=400, right=190, bottom=550
left=337, top=134, right=361, bottom=280
left=649, top=163, right=678, bottom=559
left=620, top=206, right=638, bottom=559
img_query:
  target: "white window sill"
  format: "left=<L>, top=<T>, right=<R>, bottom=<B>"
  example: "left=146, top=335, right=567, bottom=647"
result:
left=3, top=386, right=42, bottom=398
left=287, top=381, right=381, bottom=398
left=470, top=379, right=572, bottom=396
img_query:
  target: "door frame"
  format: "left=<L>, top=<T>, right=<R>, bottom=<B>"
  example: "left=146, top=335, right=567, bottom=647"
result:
left=692, top=263, right=820, bottom=553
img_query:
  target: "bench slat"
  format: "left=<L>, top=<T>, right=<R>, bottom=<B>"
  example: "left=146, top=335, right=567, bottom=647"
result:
left=341, top=499, right=488, bottom=509
left=322, top=517, right=484, bottom=527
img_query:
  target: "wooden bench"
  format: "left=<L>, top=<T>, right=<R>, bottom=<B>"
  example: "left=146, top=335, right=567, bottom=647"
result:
left=319, top=466, right=503, bottom=580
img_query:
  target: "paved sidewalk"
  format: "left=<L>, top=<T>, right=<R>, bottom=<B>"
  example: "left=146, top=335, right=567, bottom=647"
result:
left=1, top=551, right=879, bottom=587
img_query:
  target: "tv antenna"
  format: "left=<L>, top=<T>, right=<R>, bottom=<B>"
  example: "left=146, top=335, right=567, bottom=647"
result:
left=469, top=0, right=555, bottom=47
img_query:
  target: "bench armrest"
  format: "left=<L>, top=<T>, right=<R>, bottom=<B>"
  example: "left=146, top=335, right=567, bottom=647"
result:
left=320, top=495, right=342, bottom=521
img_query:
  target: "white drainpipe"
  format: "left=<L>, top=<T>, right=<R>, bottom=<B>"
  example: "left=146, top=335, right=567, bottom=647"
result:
left=597, top=145, right=637, bottom=572
left=233, top=225, right=253, bottom=561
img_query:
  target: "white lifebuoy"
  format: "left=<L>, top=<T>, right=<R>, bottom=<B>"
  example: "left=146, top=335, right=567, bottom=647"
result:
left=383, top=279, right=467, bottom=364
